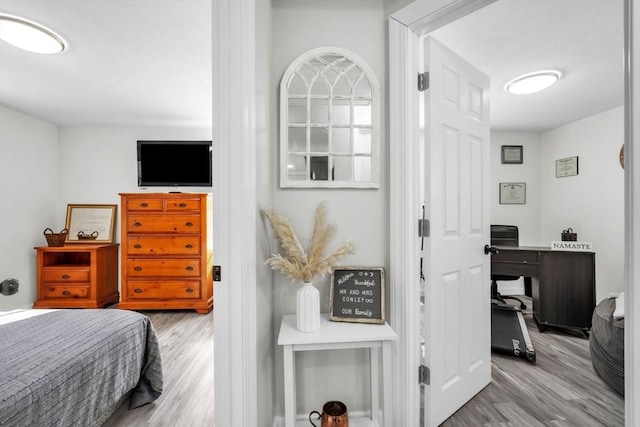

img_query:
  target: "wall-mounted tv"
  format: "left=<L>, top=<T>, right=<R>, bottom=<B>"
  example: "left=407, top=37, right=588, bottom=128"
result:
left=137, top=140, right=212, bottom=187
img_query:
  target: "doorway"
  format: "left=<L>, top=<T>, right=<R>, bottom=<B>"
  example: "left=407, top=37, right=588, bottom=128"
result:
left=388, top=1, right=636, bottom=426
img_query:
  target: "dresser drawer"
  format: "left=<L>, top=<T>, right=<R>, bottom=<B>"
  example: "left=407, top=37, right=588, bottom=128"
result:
left=127, top=281, right=201, bottom=300
left=127, top=215, right=200, bottom=233
left=166, top=198, right=201, bottom=212
left=42, top=269, right=90, bottom=282
left=126, top=259, right=201, bottom=277
left=126, top=198, right=164, bottom=211
left=127, top=236, right=201, bottom=256
left=43, top=285, right=90, bottom=299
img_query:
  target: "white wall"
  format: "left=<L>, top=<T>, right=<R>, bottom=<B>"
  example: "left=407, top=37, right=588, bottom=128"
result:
left=256, top=0, right=275, bottom=424
left=540, top=107, right=624, bottom=302
left=490, top=107, right=625, bottom=303
left=269, top=0, right=387, bottom=420
left=490, top=132, right=542, bottom=245
left=56, top=126, right=212, bottom=227
left=0, top=106, right=58, bottom=309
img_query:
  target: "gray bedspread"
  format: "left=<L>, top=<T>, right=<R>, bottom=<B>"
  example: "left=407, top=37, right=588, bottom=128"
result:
left=0, top=309, right=163, bottom=426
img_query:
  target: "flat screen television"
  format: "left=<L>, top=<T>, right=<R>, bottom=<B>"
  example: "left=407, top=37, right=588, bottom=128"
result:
left=137, top=140, right=212, bottom=187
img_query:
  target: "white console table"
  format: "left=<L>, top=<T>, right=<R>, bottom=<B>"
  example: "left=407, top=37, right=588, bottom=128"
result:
left=277, top=314, right=397, bottom=427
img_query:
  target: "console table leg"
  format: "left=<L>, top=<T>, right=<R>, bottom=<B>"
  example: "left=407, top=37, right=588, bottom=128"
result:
left=382, top=341, right=393, bottom=427
left=283, top=345, right=295, bottom=427
left=370, top=346, right=380, bottom=425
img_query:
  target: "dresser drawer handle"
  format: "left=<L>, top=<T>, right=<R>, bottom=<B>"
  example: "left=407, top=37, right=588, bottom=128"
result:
left=134, top=288, right=143, bottom=293
left=185, top=244, right=193, bottom=249
left=133, top=244, right=142, bottom=249
left=133, top=222, right=142, bottom=227
left=186, top=266, right=194, bottom=271
left=179, top=203, right=187, bottom=208
left=61, top=274, right=70, bottom=279
left=185, top=222, right=194, bottom=227
left=186, top=288, right=194, bottom=293
left=140, top=203, right=148, bottom=208
left=134, top=266, right=143, bottom=271
left=62, top=290, right=71, bottom=296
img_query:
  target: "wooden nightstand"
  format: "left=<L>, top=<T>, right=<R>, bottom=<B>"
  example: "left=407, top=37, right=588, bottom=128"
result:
left=33, top=243, right=119, bottom=309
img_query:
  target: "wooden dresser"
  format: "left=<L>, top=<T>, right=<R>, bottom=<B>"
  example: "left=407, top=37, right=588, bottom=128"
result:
left=118, top=193, right=213, bottom=314
left=33, top=243, right=119, bottom=308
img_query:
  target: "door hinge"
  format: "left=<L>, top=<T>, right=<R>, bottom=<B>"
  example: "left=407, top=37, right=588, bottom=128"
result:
left=418, top=72, right=429, bottom=91
left=213, top=265, right=221, bottom=282
left=418, top=218, right=430, bottom=237
left=419, top=364, right=430, bottom=385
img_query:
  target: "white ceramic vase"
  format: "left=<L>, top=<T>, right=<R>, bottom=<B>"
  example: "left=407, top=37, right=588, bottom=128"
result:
left=296, top=281, right=320, bottom=332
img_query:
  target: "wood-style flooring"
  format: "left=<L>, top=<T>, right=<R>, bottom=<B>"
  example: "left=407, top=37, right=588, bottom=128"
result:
left=102, top=310, right=214, bottom=427
left=103, top=298, right=624, bottom=426
left=442, top=297, right=625, bottom=426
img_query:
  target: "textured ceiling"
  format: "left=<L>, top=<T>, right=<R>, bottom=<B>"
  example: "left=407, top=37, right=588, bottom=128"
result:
left=0, top=1, right=624, bottom=132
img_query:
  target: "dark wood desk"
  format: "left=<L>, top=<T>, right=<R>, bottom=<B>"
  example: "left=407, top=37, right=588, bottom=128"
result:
left=492, top=246, right=596, bottom=334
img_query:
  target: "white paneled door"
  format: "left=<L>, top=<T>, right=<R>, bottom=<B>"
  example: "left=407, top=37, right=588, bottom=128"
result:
left=420, top=37, right=491, bottom=427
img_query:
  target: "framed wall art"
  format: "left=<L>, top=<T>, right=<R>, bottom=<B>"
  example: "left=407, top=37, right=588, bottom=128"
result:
left=65, top=204, right=117, bottom=243
left=501, top=145, right=523, bottom=164
left=556, top=156, right=579, bottom=177
left=499, top=182, right=526, bottom=204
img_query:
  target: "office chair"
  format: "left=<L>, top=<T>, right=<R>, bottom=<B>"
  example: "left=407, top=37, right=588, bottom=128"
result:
left=491, top=225, right=527, bottom=310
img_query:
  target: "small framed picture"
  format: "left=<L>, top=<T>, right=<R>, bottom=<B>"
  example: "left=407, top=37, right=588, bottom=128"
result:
left=501, top=145, right=523, bottom=164
left=556, top=156, right=579, bottom=177
left=499, top=182, right=526, bottom=204
left=65, top=204, right=117, bottom=244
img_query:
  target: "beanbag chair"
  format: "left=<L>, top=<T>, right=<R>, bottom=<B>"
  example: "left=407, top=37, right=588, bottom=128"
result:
left=589, top=296, right=625, bottom=396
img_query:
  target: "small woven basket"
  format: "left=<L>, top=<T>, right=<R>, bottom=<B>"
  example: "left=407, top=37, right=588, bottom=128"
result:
left=44, top=228, right=68, bottom=247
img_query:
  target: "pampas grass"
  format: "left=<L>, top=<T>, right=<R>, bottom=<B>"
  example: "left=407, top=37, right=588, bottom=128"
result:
left=262, top=202, right=355, bottom=282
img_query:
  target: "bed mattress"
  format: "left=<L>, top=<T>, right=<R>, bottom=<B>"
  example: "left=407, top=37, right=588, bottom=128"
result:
left=0, top=309, right=163, bottom=426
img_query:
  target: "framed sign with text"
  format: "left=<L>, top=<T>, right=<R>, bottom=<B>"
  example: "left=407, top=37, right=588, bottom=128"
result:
left=499, top=182, right=526, bottom=204
left=556, top=156, right=579, bottom=177
left=501, top=145, right=523, bottom=164
left=65, top=204, right=117, bottom=243
left=329, top=267, right=385, bottom=324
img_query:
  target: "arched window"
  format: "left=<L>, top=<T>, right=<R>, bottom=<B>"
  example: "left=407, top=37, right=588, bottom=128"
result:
left=280, top=47, right=380, bottom=188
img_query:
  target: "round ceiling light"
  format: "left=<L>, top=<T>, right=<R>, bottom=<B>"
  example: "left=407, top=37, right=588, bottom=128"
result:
left=506, top=70, right=561, bottom=95
left=0, top=14, right=66, bottom=54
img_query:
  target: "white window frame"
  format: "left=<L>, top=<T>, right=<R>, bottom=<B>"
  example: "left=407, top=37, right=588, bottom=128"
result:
left=279, top=47, right=380, bottom=188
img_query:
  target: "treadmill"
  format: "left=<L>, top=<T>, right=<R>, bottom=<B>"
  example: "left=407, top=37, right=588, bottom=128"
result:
left=491, top=299, right=536, bottom=363
left=490, top=225, right=536, bottom=363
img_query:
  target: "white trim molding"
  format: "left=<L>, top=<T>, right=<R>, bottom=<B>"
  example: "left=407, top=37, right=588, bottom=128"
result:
left=624, top=1, right=639, bottom=425
left=212, top=1, right=258, bottom=426
left=388, top=16, right=421, bottom=427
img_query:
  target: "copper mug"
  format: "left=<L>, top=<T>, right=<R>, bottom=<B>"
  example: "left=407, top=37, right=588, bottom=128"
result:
left=309, top=401, right=348, bottom=427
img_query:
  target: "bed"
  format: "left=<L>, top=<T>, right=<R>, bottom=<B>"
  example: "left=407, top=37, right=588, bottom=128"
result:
left=0, top=309, right=163, bottom=426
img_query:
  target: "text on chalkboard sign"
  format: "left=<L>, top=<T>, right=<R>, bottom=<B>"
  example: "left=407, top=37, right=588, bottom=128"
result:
left=329, top=267, right=385, bottom=324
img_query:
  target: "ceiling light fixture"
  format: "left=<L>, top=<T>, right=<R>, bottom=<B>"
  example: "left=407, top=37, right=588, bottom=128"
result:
left=0, top=14, right=66, bottom=54
left=506, top=70, right=561, bottom=95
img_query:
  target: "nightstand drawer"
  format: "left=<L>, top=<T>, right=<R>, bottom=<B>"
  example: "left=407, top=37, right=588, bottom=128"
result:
left=127, top=281, right=201, bottom=299
left=43, top=285, right=90, bottom=299
left=42, top=269, right=90, bottom=282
